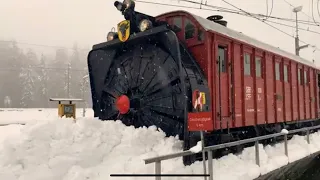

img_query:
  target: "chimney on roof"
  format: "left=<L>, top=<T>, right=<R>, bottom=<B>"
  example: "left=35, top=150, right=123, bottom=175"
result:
left=206, top=15, right=227, bottom=27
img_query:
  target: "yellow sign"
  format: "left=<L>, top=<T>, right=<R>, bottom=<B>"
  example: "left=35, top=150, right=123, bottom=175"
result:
left=49, top=98, right=84, bottom=120
left=58, top=104, right=76, bottom=118
left=117, top=20, right=130, bottom=42
left=200, top=92, right=206, bottom=104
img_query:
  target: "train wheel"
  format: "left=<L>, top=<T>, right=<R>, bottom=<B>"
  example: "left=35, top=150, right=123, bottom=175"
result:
left=99, top=44, right=187, bottom=137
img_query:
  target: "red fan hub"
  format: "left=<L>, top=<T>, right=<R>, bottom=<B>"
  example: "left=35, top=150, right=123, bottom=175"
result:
left=116, top=95, right=130, bottom=114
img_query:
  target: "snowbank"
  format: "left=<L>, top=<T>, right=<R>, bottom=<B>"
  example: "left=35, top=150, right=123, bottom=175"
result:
left=0, top=114, right=320, bottom=179
left=0, top=108, right=93, bottom=124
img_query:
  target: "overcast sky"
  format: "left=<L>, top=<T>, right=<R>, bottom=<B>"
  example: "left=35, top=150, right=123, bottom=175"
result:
left=0, top=0, right=319, bottom=64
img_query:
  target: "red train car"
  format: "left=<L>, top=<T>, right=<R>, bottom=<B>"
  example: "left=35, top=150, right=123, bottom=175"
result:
left=88, top=0, right=320, bottom=165
left=156, top=10, right=320, bottom=133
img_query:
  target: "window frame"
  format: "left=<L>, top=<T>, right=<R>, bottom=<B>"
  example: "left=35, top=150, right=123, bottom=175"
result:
left=283, top=63, right=289, bottom=83
left=244, top=52, right=252, bottom=76
left=304, top=68, right=309, bottom=85
left=218, top=45, right=227, bottom=73
left=275, top=61, right=280, bottom=81
left=255, top=56, right=262, bottom=78
left=298, top=67, right=303, bottom=85
left=184, top=18, right=195, bottom=40
left=168, top=15, right=205, bottom=45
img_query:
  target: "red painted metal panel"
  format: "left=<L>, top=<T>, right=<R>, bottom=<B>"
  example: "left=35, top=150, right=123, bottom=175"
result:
left=233, top=43, right=243, bottom=127
left=206, top=33, right=215, bottom=130
left=275, top=58, right=284, bottom=122
left=298, top=66, right=304, bottom=120
left=315, top=71, right=319, bottom=118
left=215, top=37, right=233, bottom=129
left=299, top=87, right=304, bottom=120
left=304, top=68, right=311, bottom=119
left=291, top=63, right=298, bottom=120
left=243, top=47, right=255, bottom=126
left=244, top=79, right=255, bottom=126
left=305, top=85, right=310, bottom=119
left=265, top=53, right=275, bottom=124
left=284, top=82, right=291, bottom=121
left=256, top=80, right=265, bottom=124
left=309, top=69, right=316, bottom=119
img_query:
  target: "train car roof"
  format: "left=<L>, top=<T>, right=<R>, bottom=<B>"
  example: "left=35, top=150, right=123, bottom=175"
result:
left=158, top=10, right=316, bottom=68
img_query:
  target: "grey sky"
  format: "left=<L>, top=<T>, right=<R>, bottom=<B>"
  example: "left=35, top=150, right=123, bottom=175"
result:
left=0, top=0, right=319, bottom=65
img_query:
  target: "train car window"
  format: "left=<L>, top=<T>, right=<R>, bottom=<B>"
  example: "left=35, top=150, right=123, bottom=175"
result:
left=304, top=70, right=308, bottom=85
left=198, top=29, right=204, bottom=41
left=255, top=56, right=261, bottom=78
left=218, top=46, right=226, bottom=72
left=284, top=64, right=288, bottom=82
left=275, top=62, right=280, bottom=80
left=172, top=17, right=182, bottom=32
left=184, top=19, right=195, bottom=39
left=244, top=53, right=251, bottom=75
left=298, top=68, right=303, bottom=85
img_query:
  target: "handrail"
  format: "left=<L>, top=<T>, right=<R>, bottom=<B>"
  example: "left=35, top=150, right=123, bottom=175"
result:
left=144, top=124, right=320, bottom=180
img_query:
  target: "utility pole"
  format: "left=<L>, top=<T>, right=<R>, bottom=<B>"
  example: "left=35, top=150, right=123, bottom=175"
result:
left=67, top=63, right=71, bottom=98
left=293, top=6, right=309, bottom=56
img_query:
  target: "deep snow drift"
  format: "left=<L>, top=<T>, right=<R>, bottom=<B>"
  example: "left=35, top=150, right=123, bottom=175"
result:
left=0, top=109, right=320, bottom=180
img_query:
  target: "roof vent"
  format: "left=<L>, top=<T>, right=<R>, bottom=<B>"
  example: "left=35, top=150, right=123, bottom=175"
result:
left=206, top=15, right=227, bottom=27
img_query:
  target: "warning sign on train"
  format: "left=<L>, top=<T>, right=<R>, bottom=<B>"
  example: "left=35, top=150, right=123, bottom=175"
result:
left=192, top=90, right=206, bottom=111
left=188, top=112, right=213, bottom=131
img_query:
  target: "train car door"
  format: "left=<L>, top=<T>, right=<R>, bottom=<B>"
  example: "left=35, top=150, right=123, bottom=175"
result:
left=216, top=43, right=232, bottom=129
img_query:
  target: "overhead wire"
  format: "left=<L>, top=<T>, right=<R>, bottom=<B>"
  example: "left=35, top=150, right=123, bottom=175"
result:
left=265, top=19, right=320, bottom=35
left=136, top=0, right=320, bottom=51
left=0, top=67, right=87, bottom=72
left=0, top=40, right=91, bottom=52
left=318, top=0, right=320, bottom=18
left=137, top=0, right=320, bottom=26
left=263, top=0, right=273, bottom=21
left=312, top=0, right=319, bottom=25
left=219, top=0, right=319, bottom=51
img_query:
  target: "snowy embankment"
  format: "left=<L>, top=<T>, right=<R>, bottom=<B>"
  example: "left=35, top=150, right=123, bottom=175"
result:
left=0, top=108, right=94, bottom=124
left=0, top=109, right=320, bottom=180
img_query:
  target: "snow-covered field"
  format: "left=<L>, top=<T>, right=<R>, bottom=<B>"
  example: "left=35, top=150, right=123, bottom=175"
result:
left=0, top=108, right=320, bottom=180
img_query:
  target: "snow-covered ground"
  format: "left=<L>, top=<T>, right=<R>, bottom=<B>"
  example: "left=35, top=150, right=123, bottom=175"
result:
left=0, top=108, right=320, bottom=180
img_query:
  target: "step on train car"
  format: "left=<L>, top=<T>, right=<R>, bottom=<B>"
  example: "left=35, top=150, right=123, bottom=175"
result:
left=87, top=0, right=320, bottom=165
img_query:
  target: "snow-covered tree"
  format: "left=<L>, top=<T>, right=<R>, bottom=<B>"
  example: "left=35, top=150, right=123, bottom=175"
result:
left=64, top=61, right=72, bottom=98
left=19, top=49, right=38, bottom=107
left=19, top=66, right=36, bottom=107
left=36, top=54, right=49, bottom=107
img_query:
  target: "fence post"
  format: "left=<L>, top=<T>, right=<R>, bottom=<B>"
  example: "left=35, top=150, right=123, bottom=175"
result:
left=284, top=134, right=288, bottom=157
left=255, top=141, right=260, bottom=166
left=208, top=150, right=213, bottom=180
left=306, top=130, right=310, bottom=144
left=155, top=161, right=161, bottom=180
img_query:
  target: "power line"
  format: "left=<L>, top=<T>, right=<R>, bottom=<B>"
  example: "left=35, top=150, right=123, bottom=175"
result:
left=318, top=0, right=320, bottom=18
left=312, top=0, right=320, bottom=25
left=0, top=67, right=88, bottom=72
left=137, top=0, right=320, bottom=26
left=264, top=0, right=274, bottom=20
left=137, top=0, right=320, bottom=51
left=176, top=0, right=320, bottom=25
left=220, top=0, right=293, bottom=36
left=219, top=0, right=319, bottom=51
left=265, top=19, right=320, bottom=35
left=136, top=0, right=241, bottom=14
left=0, top=40, right=91, bottom=52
